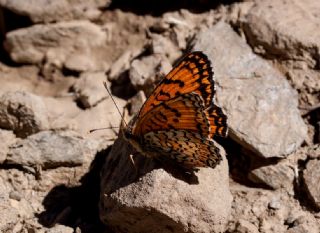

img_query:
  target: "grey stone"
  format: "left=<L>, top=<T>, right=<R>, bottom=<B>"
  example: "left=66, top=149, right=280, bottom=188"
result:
left=46, top=224, right=74, bottom=233
left=4, top=20, right=108, bottom=71
left=108, top=48, right=141, bottom=81
left=248, top=162, right=295, bottom=191
left=0, top=91, right=49, bottom=138
left=235, top=219, right=259, bottom=233
left=242, top=0, right=320, bottom=67
left=0, top=129, right=16, bottom=163
left=0, top=0, right=111, bottom=23
left=193, top=22, right=307, bottom=158
left=6, top=131, right=85, bottom=169
left=303, top=159, right=320, bottom=209
left=129, top=54, right=172, bottom=95
left=100, top=134, right=232, bottom=233
left=72, top=72, right=108, bottom=108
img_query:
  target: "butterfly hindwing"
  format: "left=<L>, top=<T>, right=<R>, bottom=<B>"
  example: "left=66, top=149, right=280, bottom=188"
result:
left=137, top=51, right=215, bottom=118
left=206, top=105, right=228, bottom=138
left=143, top=130, right=222, bottom=169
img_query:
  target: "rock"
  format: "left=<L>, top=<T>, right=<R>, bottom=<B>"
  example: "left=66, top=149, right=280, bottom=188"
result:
left=193, top=22, right=307, bottom=158
left=150, top=34, right=181, bottom=62
left=0, top=0, right=111, bottom=23
left=72, top=72, right=108, bottom=108
left=127, top=91, right=146, bottom=116
left=248, top=162, right=295, bottom=191
left=72, top=96, right=126, bottom=139
left=303, top=159, right=320, bottom=209
left=108, top=48, right=141, bottom=81
left=0, top=64, right=39, bottom=96
left=129, top=54, right=172, bottom=95
left=242, top=0, right=320, bottom=68
left=100, top=134, right=232, bottom=233
left=0, top=91, right=49, bottom=138
left=0, top=175, right=18, bottom=232
left=268, top=197, right=281, bottom=210
left=235, top=219, right=259, bottom=233
left=6, top=131, right=85, bottom=169
left=4, top=20, right=108, bottom=72
left=46, top=224, right=74, bottom=233
left=0, top=129, right=16, bottom=164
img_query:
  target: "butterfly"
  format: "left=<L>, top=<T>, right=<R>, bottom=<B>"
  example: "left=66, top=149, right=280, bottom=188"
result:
left=123, top=51, right=228, bottom=170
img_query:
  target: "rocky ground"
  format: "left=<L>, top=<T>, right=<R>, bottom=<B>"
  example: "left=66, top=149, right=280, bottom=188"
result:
left=0, top=0, right=319, bottom=233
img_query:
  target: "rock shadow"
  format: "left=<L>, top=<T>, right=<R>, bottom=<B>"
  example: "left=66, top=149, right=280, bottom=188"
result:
left=37, top=147, right=113, bottom=233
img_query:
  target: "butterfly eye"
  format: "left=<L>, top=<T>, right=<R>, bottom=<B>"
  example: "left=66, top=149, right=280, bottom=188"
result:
left=124, top=129, right=132, bottom=140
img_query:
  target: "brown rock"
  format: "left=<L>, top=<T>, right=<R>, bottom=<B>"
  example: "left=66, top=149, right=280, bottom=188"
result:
left=108, top=48, right=141, bottom=81
left=100, top=134, right=232, bottom=233
left=248, top=162, right=295, bottom=191
left=0, top=91, right=49, bottom=138
left=243, top=0, right=320, bottom=67
left=303, top=159, right=320, bottom=209
left=129, top=54, right=172, bottom=95
left=4, top=20, right=108, bottom=72
left=193, top=22, right=307, bottom=158
left=0, top=0, right=111, bottom=23
left=6, top=131, right=85, bottom=169
left=72, top=72, right=108, bottom=108
left=0, top=129, right=16, bottom=164
left=235, top=219, right=259, bottom=233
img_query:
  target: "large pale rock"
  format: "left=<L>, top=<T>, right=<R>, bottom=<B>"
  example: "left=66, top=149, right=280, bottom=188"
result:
left=248, top=162, right=295, bottom=191
left=193, top=22, right=307, bottom=158
left=303, top=159, right=320, bottom=209
left=0, top=91, right=49, bottom=138
left=243, top=0, right=320, bottom=67
left=0, top=0, right=111, bottom=23
left=4, top=20, right=108, bottom=71
left=6, top=131, right=85, bottom=169
left=72, top=72, right=108, bottom=109
left=129, top=54, right=172, bottom=95
left=0, top=129, right=16, bottom=163
left=100, top=134, right=232, bottom=233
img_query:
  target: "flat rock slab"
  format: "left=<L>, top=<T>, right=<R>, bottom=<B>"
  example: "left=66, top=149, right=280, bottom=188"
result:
left=100, top=135, right=232, bottom=233
left=193, top=22, right=307, bottom=158
left=0, top=129, right=16, bottom=163
left=303, top=159, right=320, bottom=209
left=4, top=20, right=108, bottom=72
left=0, top=0, right=111, bottom=23
left=6, top=130, right=85, bottom=169
left=0, top=91, right=49, bottom=138
left=243, top=0, right=320, bottom=67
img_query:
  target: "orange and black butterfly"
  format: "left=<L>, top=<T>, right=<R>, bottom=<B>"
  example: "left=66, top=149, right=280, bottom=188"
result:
left=124, top=51, right=228, bottom=169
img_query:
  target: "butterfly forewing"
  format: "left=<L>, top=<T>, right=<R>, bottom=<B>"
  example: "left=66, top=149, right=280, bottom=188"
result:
left=137, top=51, right=215, bottom=118
left=133, top=93, right=210, bottom=137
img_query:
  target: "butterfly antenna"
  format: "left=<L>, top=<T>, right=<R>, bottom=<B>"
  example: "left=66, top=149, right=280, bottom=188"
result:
left=103, top=81, right=127, bottom=127
left=88, top=126, right=119, bottom=134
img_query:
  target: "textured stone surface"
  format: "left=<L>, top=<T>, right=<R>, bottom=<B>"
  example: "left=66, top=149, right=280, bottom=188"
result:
left=100, top=134, right=232, bottom=233
left=6, top=131, right=85, bottom=169
left=243, top=0, right=320, bottom=67
left=0, top=129, right=16, bottom=164
left=193, top=22, right=307, bottom=158
left=129, top=54, right=172, bottom=95
left=303, top=159, right=320, bottom=209
left=4, top=20, right=108, bottom=71
left=0, top=0, right=111, bottom=23
left=72, top=72, right=108, bottom=108
left=235, top=219, right=259, bottom=233
left=0, top=91, right=49, bottom=138
left=248, top=162, right=295, bottom=191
